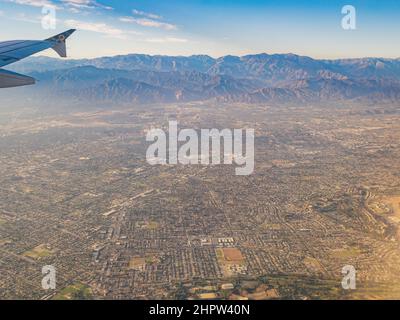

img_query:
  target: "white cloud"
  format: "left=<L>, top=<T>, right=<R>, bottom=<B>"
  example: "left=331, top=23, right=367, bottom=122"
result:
left=119, top=17, right=177, bottom=31
left=62, top=0, right=113, bottom=11
left=145, top=37, right=188, bottom=43
left=5, top=0, right=57, bottom=8
left=132, top=9, right=161, bottom=20
left=64, top=19, right=127, bottom=39
left=4, top=0, right=112, bottom=10
left=13, top=12, right=41, bottom=23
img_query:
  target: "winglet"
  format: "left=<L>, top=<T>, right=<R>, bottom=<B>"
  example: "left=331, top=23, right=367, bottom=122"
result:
left=46, top=29, right=76, bottom=58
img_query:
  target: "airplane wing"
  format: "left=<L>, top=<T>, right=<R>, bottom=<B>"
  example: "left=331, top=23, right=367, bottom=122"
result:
left=0, top=69, right=35, bottom=88
left=0, top=29, right=75, bottom=88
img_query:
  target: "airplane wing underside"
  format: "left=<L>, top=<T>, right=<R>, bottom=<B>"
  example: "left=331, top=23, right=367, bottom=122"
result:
left=0, top=69, right=35, bottom=88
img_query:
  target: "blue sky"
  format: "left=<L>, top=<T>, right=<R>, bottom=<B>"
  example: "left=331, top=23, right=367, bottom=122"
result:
left=0, top=0, right=399, bottom=59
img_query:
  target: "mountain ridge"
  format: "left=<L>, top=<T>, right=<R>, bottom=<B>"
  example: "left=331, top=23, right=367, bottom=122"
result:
left=6, top=53, right=400, bottom=105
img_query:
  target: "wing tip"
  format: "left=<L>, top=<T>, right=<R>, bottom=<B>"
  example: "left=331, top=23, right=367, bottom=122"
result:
left=46, top=29, right=76, bottom=42
left=47, top=29, right=76, bottom=58
left=66, top=29, right=76, bottom=36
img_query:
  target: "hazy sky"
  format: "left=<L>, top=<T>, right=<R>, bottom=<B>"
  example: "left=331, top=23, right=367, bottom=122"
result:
left=0, top=0, right=399, bottom=59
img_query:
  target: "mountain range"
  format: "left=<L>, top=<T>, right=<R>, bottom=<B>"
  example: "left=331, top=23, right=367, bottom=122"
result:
left=6, top=53, right=400, bottom=105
